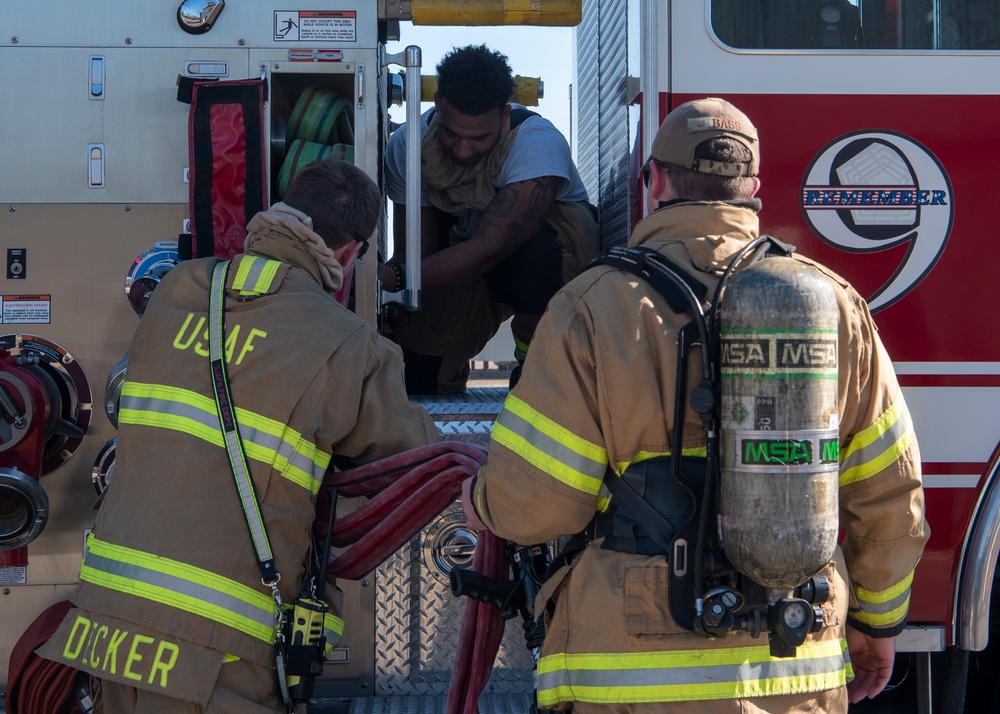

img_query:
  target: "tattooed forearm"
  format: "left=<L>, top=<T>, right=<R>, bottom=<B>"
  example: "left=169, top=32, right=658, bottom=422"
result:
left=477, top=176, right=560, bottom=243
left=417, top=176, right=563, bottom=289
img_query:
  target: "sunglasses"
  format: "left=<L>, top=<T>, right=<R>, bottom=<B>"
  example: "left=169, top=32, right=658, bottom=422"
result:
left=352, top=231, right=370, bottom=260
left=641, top=160, right=667, bottom=188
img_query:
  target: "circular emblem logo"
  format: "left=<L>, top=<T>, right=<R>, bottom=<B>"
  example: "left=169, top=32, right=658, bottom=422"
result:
left=801, top=130, right=953, bottom=312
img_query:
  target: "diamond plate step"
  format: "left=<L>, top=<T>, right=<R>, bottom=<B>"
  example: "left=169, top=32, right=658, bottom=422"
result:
left=410, top=388, right=508, bottom=446
left=307, top=693, right=533, bottom=713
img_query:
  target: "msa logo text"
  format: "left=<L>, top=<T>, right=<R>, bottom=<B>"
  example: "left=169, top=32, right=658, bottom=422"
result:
left=721, top=338, right=836, bottom=369
left=777, top=339, right=837, bottom=368
left=742, top=438, right=840, bottom=466
left=721, top=339, right=769, bottom=367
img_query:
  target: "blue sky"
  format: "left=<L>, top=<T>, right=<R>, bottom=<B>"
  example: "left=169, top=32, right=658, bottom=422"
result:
left=385, top=23, right=576, bottom=143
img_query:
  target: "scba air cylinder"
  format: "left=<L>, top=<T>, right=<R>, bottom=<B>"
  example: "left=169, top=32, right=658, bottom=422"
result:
left=719, top=258, right=840, bottom=590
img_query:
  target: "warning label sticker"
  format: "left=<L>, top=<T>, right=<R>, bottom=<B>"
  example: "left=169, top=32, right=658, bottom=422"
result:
left=274, top=10, right=357, bottom=42
left=0, top=567, right=27, bottom=585
left=2, top=295, right=51, bottom=324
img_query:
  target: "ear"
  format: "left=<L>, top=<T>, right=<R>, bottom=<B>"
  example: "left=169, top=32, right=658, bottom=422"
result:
left=333, top=240, right=362, bottom=270
left=501, top=103, right=511, bottom=126
left=649, top=161, right=676, bottom=203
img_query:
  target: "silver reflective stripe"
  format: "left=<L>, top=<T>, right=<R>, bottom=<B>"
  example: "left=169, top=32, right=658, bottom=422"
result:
left=239, top=421, right=325, bottom=488
left=209, top=262, right=228, bottom=365
left=119, top=391, right=217, bottom=431
left=81, top=542, right=275, bottom=639
left=223, top=426, right=271, bottom=561
left=852, top=568, right=916, bottom=628
left=537, top=650, right=847, bottom=700
left=237, top=257, right=270, bottom=295
left=856, top=587, right=910, bottom=616
left=119, top=388, right=327, bottom=490
left=495, top=405, right=607, bottom=483
left=840, top=395, right=913, bottom=484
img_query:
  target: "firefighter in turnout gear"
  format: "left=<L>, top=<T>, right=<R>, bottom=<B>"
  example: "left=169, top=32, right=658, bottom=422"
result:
left=38, top=158, right=440, bottom=713
left=463, top=98, right=928, bottom=712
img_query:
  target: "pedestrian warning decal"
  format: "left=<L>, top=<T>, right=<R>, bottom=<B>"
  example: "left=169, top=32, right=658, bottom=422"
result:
left=274, top=11, right=357, bottom=42
left=2, top=295, right=51, bottom=324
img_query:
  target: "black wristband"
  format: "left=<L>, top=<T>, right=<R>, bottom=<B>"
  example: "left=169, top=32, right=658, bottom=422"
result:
left=387, top=261, right=405, bottom=291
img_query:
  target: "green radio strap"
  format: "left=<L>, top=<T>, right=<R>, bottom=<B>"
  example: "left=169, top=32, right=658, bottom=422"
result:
left=209, top=261, right=281, bottom=591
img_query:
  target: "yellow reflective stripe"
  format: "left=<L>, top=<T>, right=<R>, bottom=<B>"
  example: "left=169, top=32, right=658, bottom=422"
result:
left=324, top=612, right=344, bottom=653
left=513, top=335, right=529, bottom=362
left=840, top=393, right=914, bottom=487
left=232, top=257, right=282, bottom=296
left=80, top=535, right=278, bottom=644
left=231, top=256, right=257, bottom=294
left=121, top=387, right=221, bottom=445
left=239, top=410, right=331, bottom=492
left=537, top=639, right=848, bottom=705
left=852, top=567, right=915, bottom=627
left=257, top=260, right=280, bottom=293
left=539, top=637, right=845, bottom=669
left=493, top=395, right=608, bottom=497
left=616, top=447, right=706, bottom=475
left=120, top=382, right=330, bottom=494
left=851, top=597, right=911, bottom=628
left=855, top=566, right=915, bottom=604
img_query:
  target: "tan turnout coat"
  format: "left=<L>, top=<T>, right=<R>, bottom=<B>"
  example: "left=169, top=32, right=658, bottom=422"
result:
left=39, top=227, right=439, bottom=708
left=472, top=200, right=928, bottom=712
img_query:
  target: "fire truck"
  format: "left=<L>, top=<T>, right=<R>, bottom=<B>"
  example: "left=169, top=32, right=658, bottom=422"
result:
left=574, top=0, right=1000, bottom=711
left=1, top=0, right=999, bottom=712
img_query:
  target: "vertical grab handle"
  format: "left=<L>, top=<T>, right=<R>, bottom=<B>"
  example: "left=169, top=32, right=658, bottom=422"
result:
left=382, top=45, right=422, bottom=311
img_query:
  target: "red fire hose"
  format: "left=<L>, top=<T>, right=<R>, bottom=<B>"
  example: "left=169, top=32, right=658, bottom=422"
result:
left=315, top=441, right=488, bottom=580
left=314, top=440, right=506, bottom=713
left=445, top=528, right=508, bottom=714
left=8, top=442, right=503, bottom=713
left=6, top=599, right=90, bottom=714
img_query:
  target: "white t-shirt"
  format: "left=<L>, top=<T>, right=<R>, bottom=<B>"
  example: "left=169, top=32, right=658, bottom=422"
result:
left=385, top=105, right=590, bottom=239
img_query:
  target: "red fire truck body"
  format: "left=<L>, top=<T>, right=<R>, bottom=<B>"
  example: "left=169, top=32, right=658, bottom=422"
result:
left=574, top=1, right=1000, bottom=707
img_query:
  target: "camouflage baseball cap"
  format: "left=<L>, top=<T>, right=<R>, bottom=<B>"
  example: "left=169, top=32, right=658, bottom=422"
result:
left=650, top=97, right=759, bottom=177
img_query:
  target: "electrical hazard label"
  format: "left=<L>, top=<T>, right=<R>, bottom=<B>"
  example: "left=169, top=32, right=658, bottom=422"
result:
left=274, top=10, right=357, bottom=42
left=2, top=295, right=51, bottom=324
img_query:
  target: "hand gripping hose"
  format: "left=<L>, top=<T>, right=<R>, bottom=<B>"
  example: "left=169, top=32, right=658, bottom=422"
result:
left=445, top=529, right=508, bottom=714
left=312, top=440, right=505, bottom=712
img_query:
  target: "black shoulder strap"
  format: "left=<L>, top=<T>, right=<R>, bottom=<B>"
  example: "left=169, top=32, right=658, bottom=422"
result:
left=509, top=107, right=540, bottom=129
left=590, top=246, right=707, bottom=315
left=759, top=233, right=796, bottom=257
left=599, top=461, right=690, bottom=555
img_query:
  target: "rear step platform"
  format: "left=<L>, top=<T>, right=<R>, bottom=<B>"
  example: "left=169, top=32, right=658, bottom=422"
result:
left=306, top=385, right=537, bottom=711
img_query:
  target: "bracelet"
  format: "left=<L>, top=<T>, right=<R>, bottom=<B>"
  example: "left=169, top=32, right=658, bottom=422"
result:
left=387, top=261, right=405, bottom=291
